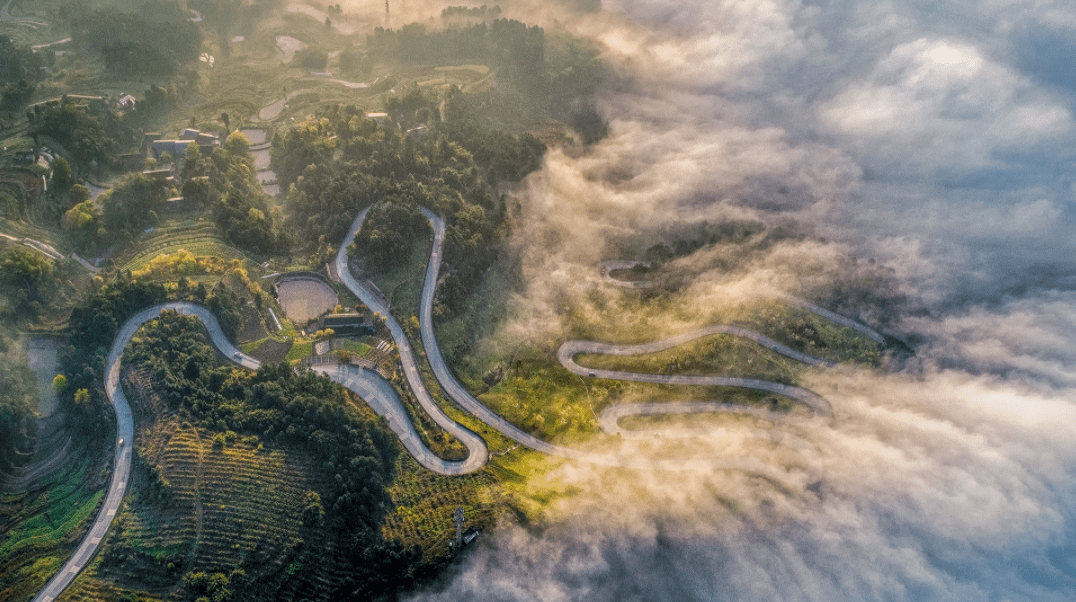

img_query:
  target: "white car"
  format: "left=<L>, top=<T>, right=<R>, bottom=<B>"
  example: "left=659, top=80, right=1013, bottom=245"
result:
left=118, top=438, right=124, bottom=446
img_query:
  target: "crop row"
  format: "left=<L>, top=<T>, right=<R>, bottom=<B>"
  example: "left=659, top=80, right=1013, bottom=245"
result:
left=122, top=237, right=245, bottom=272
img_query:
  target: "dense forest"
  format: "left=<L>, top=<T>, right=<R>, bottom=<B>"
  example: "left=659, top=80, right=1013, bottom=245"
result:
left=0, top=35, right=47, bottom=113
left=61, top=0, right=202, bottom=76
left=367, top=18, right=612, bottom=126
left=274, top=99, right=543, bottom=318
left=182, top=132, right=287, bottom=256
left=59, top=273, right=243, bottom=437
left=0, top=331, right=37, bottom=470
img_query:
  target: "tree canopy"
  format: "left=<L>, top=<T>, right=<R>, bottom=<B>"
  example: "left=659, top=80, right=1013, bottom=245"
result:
left=0, top=35, right=46, bottom=113
left=63, top=0, right=202, bottom=76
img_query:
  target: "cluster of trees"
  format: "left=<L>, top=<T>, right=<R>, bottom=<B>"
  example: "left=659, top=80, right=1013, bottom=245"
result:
left=0, top=35, right=47, bottom=113
left=27, top=81, right=183, bottom=174
left=61, top=272, right=240, bottom=437
left=440, top=5, right=502, bottom=25
left=27, top=98, right=139, bottom=171
left=0, top=247, right=59, bottom=319
left=62, top=0, right=201, bottom=76
left=368, top=20, right=545, bottom=92
left=0, top=332, right=37, bottom=468
left=294, top=47, right=328, bottom=71
left=183, top=132, right=287, bottom=256
left=60, top=172, right=165, bottom=250
left=349, top=201, right=429, bottom=274
left=275, top=100, right=543, bottom=317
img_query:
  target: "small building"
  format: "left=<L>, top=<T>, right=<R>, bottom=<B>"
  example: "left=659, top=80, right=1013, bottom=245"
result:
left=118, top=94, right=136, bottom=109
left=179, top=128, right=201, bottom=140
left=164, top=196, right=195, bottom=213
left=317, top=313, right=375, bottom=337
left=365, top=112, right=390, bottom=126
left=142, top=168, right=174, bottom=181
left=150, top=139, right=195, bottom=161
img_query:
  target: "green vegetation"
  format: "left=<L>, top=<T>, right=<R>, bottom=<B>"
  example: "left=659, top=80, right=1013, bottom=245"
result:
left=367, top=18, right=611, bottom=134
left=284, top=341, right=311, bottom=362
left=575, top=334, right=807, bottom=384
left=382, top=454, right=502, bottom=560
left=62, top=0, right=201, bottom=77
left=0, top=450, right=107, bottom=602
left=183, top=133, right=288, bottom=257
left=0, top=35, right=47, bottom=113
left=28, top=98, right=136, bottom=172
left=110, top=310, right=430, bottom=599
left=0, top=330, right=37, bottom=469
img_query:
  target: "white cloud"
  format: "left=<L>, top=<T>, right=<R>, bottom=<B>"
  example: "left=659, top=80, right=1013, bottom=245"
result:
left=386, top=0, right=1076, bottom=599
left=819, top=37, right=1073, bottom=177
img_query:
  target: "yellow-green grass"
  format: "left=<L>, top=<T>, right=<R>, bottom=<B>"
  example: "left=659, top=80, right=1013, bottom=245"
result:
left=574, top=333, right=807, bottom=385
left=365, top=233, right=432, bottom=328
left=285, top=341, right=312, bottom=361
left=121, top=237, right=246, bottom=273
left=341, top=339, right=371, bottom=355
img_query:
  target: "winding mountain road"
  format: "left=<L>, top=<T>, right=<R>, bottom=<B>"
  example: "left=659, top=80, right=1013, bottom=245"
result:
left=335, top=209, right=489, bottom=473
left=557, top=327, right=833, bottom=418
left=34, top=207, right=882, bottom=601
left=30, top=298, right=481, bottom=601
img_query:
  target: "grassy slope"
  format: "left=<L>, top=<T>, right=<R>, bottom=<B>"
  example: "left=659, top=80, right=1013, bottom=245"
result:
left=0, top=446, right=109, bottom=602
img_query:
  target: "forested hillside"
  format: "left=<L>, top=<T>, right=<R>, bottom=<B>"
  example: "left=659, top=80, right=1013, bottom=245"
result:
left=276, top=102, right=543, bottom=318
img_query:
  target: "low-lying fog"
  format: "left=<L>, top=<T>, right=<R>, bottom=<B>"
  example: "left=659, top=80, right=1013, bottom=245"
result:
left=360, top=0, right=1076, bottom=599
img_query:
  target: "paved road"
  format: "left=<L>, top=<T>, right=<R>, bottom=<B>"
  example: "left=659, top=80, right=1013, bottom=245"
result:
left=335, top=210, right=489, bottom=474
left=415, top=209, right=589, bottom=459
left=598, top=401, right=802, bottom=438
left=35, top=208, right=883, bottom=601
left=557, top=327, right=834, bottom=418
left=416, top=210, right=866, bottom=444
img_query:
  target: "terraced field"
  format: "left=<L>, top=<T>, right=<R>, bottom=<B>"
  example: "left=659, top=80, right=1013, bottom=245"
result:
left=56, top=420, right=347, bottom=601
left=117, top=224, right=246, bottom=273
left=0, top=452, right=106, bottom=602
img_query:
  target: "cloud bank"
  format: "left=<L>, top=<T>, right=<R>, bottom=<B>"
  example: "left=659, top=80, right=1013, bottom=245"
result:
left=384, top=0, right=1076, bottom=599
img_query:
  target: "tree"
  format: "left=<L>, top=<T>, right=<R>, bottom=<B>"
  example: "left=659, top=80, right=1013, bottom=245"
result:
left=301, top=491, right=324, bottom=528
left=51, top=156, right=74, bottom=191
left=69, top=183, right=92, bottom=206
left=101, top=173, right=167, bottom=235
left=221, top=112, right=230, bottom=133
left=62, top=200, right=104, bottom=250
left=53, top=374, right=68, bottom=391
